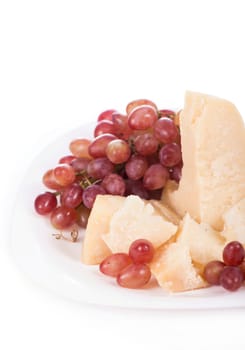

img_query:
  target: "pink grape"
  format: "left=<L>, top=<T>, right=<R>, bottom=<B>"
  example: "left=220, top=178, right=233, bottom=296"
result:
left=126, top=99, right=157, bottom=114
left=101, top=173, right=126, bottom=195
left=203, top=260, right=225, bottom=285
left=50, top=206, right=77, bottom=229
left=169, top=163, right=182, bottom=182
left=219, top=266, right=244, bottom=291
left=128, top=105, right=158, bottom=130
left=97, top=109, right=117, bottom=121
left=69, top=138, right=92, bottom=158
left=129, top=239, right=155, bottom=264
left=59, top=155, right=76, bottom=165
left=34, top=192, right=57, bottom=215
left=82, top=184, right=106, bottom=209
left=42, top=169, right=63, bottom=190
left=71, top=157, right=90, bottom=172
left=88, top=133, right=117, bottom=158
left=154, top=117, right=179, bottom=144
left=76, top=205, right=91, bottom=228
left=223, top=241, right=245, bottom=266
left=60, top=183, right=83, bottom=208
left=87, top=157, right=114, bottom=179
left=94, top=120, right=116, bottom=137
left=134, top=133, right=159, bottom=156
left=143, top=163, right=169, bottom=190
left=106, top=139, right=131, bottom=164
left=159, top=143, right=182, bottom=167
left=112, top=113, right=133, bottom=140
left=125, top=179, right=149, bottom=199
left=100, top=253, right=132, bottom=277
left=125, top=155, right=148, bottom=180
left=158, top=109, right=176, bottom=118
left=53, top=164, right=76, bottom=187
left=117, top=263, right=151, bottom=289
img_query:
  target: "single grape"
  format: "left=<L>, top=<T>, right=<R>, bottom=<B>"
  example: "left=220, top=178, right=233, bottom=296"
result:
left=87, top=157, right=114, bottom=179
left=219, top=266, right=244, bottom=291
left=143, top=163, right=169, bottom=190
left=71, top=157, right=90, bottom=172
left=125, top=155, right=148, bottom=180
left=106, top=139, right=131, bottom=164
left=128, top=105, right=158, bottom=130
left=94, top=120, right=116, bottom=137
left=60, top=183, right=83, bottom=208
left=159, top=143, right=182, bottom=167
left=125, top=179, right=150, bottom=199
left=126, top=99, right=157, bottom=114
left=129, top=239, right=155, bottom=264
left=42, top=169, right=63, bottom=190
left=112, top=112, right=133, bottom=140
left=59, top=155, right=76, bottom=165
left=99, top=253, right=132, bottom=277
left=34, top=192, right=57, bottom=215
left=82, top=184, right=106, bottom=209
left=169, top=163, right=182, bottom=183
left=53, top=164, right=76, bottom=187
left=117, top=263, right=151, bottom=289
left=158, top=109, right=176, bottom=118
left=69, top=138, right=92, bottom=158
left=50, top=206, right=77, bottom=229
left=76, top=205, right=91, bottom=228
left=153, top=117, right=179, bottom=144
left=97, top=109, right=117, bottom=121
left=88, top=133, right=117, bottom=158
left=223, top=241, right=245, bottom=266
left=203, top=260, right=225, bottom=285
left=101, top=173, right=126, bottom=195
left=134, top=133, right=159, bottom=156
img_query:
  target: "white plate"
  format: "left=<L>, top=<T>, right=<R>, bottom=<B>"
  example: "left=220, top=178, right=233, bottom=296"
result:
left=11, top=123, right=245, bottom=310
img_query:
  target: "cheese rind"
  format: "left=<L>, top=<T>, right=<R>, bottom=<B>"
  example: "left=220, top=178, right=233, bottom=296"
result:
left=167, top=91, right=245, bottom=230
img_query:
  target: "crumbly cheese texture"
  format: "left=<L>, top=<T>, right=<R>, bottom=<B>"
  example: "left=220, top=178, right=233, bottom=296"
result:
left=150, top=242, right=207, bottom=292
left=222, top=198, right=245, bottom=243
left=166, top=91, right=245, bottom=230
left=102, top=195, right=177, bottom=253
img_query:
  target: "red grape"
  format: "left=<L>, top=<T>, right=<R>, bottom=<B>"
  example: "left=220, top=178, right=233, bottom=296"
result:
left=158, top=109, right=176, bottom=118
left=169, top=163, right=182, bottom=183
left=219, top=266, right=244, bottom=291
left=69, top=138, right=92, bottom=158
left=125, top=179, right=150, bottom=199
left=126, top=99, right=157, bottom=114
left=112, top=113, right=133, bottom=140
left=106, top=139, right=131, bottom=164
left=203, top=260, right=225, bottom=285
left=154, top=117, right=179, bottom=144
left=125, top=155, right=148, bottom=180
left=71, top=157, right=90, bottom=172
left=87, top=157, right=114, bottom=179
left=60, top=183, right=83, bottom=208
left=53, top=164, right=76, bottom=187
left=34, top=192, right=57, bottom=215
left=159, top=143, right=182, bottom=167
left=50, top=206, right=77, bottom=229
left=223, top=241, right=245, bottom=266
left=101, top=173, right=126, bottom=196
left=100, top=253, right=132, bottom=277
left=97, top=109, right=117, bottom=121
left=88, top=133, right=117, bottom=158
left=59, top=155, right=76, bottom=165
left=43, top=169, right=63, bottom=190
left=76, top=205, right=91, bottom=228
left=129, top=239, right=155, bottom=264
left=128, top=105, right=158, bottom=130
left=117, top=263, right=151, bottom=289
left=134, top=133, right=159, bottom=156
left=143, top=163, right=169, bottom=190
left=94, top=120, right=116, bottom=137
left=82, top=184, right=106, bottom=209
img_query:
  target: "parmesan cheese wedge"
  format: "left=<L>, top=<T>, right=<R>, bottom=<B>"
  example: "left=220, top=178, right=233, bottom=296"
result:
left=222, top=198, right=245, bottom=244
left=165, top=91, right=245, bottom=230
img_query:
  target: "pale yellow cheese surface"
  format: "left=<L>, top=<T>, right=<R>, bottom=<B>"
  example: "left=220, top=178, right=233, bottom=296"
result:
left=167, top=91, right=245, bottom=230
left=222, top=198, right=245, bottom=243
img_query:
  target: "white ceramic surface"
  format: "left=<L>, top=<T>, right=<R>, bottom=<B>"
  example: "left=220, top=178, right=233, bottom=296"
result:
left=11, top=124, right=245, bottom=310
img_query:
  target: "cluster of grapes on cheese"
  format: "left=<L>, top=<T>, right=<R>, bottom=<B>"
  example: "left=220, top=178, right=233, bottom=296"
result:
left=34, top=92, right=245, bottom=293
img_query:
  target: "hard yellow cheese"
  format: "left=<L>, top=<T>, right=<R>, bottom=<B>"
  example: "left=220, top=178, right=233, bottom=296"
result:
left=222, top=198, right=245, bottom=243
left=166, top=91, right=245, bottom=230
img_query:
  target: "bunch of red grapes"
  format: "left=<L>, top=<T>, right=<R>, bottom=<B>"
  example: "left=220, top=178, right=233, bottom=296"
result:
left=34, top=99, right=182, bottom=230
left=204, top=241, right=245, bottom=291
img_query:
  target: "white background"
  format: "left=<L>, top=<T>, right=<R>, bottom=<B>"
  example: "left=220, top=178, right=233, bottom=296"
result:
left=1, top=0, right=245, bottom=349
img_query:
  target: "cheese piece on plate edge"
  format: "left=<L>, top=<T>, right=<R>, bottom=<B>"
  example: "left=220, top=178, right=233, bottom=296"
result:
left=102, top=195, right=177, bottom=254
left=165, top=91, right=245, bottom=230
left=222, top=198, right=245, bottom=244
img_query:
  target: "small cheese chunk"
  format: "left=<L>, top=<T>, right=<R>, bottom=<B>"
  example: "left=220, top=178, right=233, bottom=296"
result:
left=167, top=91, right=245, bottom=230
left=222, top=198, right=245, bottom=243
left=150, top=242, right=207, bottom=292
left=177, top=213, right=224, bottom=266
left=102, top=195, right=177, bottom=253
left=82, top=195, right=125, bottom=265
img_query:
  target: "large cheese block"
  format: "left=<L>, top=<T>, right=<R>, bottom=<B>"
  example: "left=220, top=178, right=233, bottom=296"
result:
left=177, top=213, right=224, bottom=267
left=102, top=195, right=177, bottom=253
left=222, top=198, right=245, bottom=243
left=166, top=91, right=245, bottom=230
left=150, top=241, right=207, bottom=292
left=82, top=195, right=125, bottom=264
